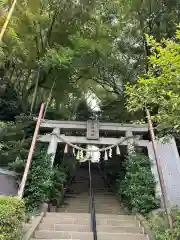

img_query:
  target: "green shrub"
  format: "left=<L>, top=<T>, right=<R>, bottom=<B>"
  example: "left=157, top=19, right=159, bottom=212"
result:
left=0, top=196, right=25, bottom=240
left=149, top=210, right=180, bottom=240
left=9, top=147, right=54, bottom=212
left=118, top=152, right=159, bottom=214
left=50, top=165, right=68, bottom=206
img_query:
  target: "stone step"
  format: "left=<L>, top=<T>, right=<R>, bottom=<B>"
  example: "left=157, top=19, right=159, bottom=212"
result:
left=46, top=212, right=90, bottom=218
left=58, top=209, right=89, bottom=213
left=95, top=202, right=120, bottom=205
left=63, top=201, right=89, bottom=204
left=94, top=204, right=121, bottom=208
left=68, top=185, right=89, bottom=188
left=95, top=203, right=120, bottom=206
left=96, top=219, right=140, bottom=227
left=62, top=203, right=89, bottom=206
left=63, top=201, right=120, bottom=205
left=42, top=217, right=140, bottom=228
left=39, top=223, right=90, bottom=232
left=69, top=183, right=89, bottom=184
left=58, top=208, right=123, bottom=213
left=61, top=206, right=121, bottom=211
left=94, top=199, right=118, bottom=201
left=96, top=210, right=124, bottom=214
left=94, top=188, right=112, bottom=190
left=94, top=200, right=119, bottom=203
left=65, top=197, right=118, bottom=201
left=62, top=202, right=121, bottom=205
left=95, top=205, right=121, bottom=208
left=97, top=226, right=144, bottom=234
left=95, top=194, right=116, bottom=196
left=97, top=233, right=148, bottom=240
left=65, top=192, right=89, bottom=195
left=60, top=202, right=89, bottom=205
left=46, top=213, right=135, bottom=220
left=71, top=181, right=89, bottom=183
left=68, top=188, right=88, bottom=190
left=58, top=207, right=89, bottom=211
left=43, top=217, right=90, bottom=225
left=64, top=196, right=89, bottom=199
left=61, top=205, right=89, bottom=208
left=94, top=194, right=116, bottom=197
left=65, top=196, right=117, bottom=200
left=70, top=183, right=89, bottom=185
left=35, top=230, right=93, bottom=239
left=66, top=191, right=89, bottom=194
left=94, top=207, right=123, bottom=210
left=96, top=214, right=136, bottom=221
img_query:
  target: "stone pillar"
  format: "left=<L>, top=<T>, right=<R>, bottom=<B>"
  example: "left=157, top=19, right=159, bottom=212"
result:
left=47, top=128, right=60, bottom=166
left=125, top=131, right=134, bottom=154
left=147, top=143, right=162, bottom=202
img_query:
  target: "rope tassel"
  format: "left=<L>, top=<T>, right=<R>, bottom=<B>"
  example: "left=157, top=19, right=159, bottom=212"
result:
left=64, top=144, right=68, bottom=153
left=116, top=145, right=121, bottom=155
left=104, top=150, right=108, bottom=161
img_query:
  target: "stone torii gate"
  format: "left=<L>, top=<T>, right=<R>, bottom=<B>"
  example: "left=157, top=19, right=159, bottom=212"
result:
left=38, top=120, right=149, bottom=162
left=37, top=119, right=180, bottom=208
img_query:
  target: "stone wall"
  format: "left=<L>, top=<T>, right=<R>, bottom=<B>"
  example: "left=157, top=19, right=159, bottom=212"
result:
left=0, top=168, right=18, bottom=196
left=148, top=137, right=180, bottom=208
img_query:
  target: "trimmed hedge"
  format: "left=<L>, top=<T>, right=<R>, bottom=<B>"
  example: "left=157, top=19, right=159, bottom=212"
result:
left=0, top=196, right=25, bottom=240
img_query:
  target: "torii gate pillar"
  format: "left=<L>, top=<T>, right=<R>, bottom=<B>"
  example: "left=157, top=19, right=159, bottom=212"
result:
left=47, top=128, right=60, bottom=166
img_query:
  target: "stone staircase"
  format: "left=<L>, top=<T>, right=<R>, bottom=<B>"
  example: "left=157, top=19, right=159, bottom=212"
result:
left=31, top=164, right=149, bottom=240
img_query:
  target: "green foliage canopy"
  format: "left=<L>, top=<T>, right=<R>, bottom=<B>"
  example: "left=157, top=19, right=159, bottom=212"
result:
left=125, top=27, right=180, bottom=133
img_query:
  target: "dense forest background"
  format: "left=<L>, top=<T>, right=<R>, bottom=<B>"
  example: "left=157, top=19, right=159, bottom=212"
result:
left=0, top=0, right=179, bottom=125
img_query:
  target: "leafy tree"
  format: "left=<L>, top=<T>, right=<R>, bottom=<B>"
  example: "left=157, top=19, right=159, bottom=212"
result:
left=0, top=0, right=123, bottom=116
left=0, top=0, right=180, bottom=125
left=88, top=0, right=180, bottom=124
left=0, top=115, right=35, bottom=167
left=125, top=27, right=180, bottom=134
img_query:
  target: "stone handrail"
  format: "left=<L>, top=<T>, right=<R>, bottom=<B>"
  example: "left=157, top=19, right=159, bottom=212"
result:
left=22, top=203, right=48, bottom=240
left=136, top=213, right=155, bottom=240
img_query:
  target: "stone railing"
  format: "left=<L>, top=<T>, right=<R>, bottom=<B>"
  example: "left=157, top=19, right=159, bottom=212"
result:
left=22, top=203, right=48, bottom=240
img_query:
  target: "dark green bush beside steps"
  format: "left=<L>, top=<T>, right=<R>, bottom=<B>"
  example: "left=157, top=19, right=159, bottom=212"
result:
left=117, top=152, right=159, bottom=215
left=0, top=196, right=25, bottom=240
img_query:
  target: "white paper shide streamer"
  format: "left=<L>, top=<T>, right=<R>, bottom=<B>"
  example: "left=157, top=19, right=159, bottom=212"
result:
left=80, top=150, right=83, bottom=160
left=116, top=145, right=121, bottom=155
left=76, top=150, right=80, bottom=160
left=109, top=148, right=112, bottom=158
left=64, top=144, right=68, bottom=153
left=62, top=140, right=124, bottom=162
left=104, top=150, right=108, bottom=161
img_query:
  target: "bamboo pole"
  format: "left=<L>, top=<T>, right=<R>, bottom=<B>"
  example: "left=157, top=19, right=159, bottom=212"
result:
left=43, top=79, right=56, bottom=119
left=18, top=103, right=45, bottom=198
left=146, top=109, right=173, bottom=228
left=30, top=68, right=40, bottom=114
left=0, top=0, right=17, bottom=42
